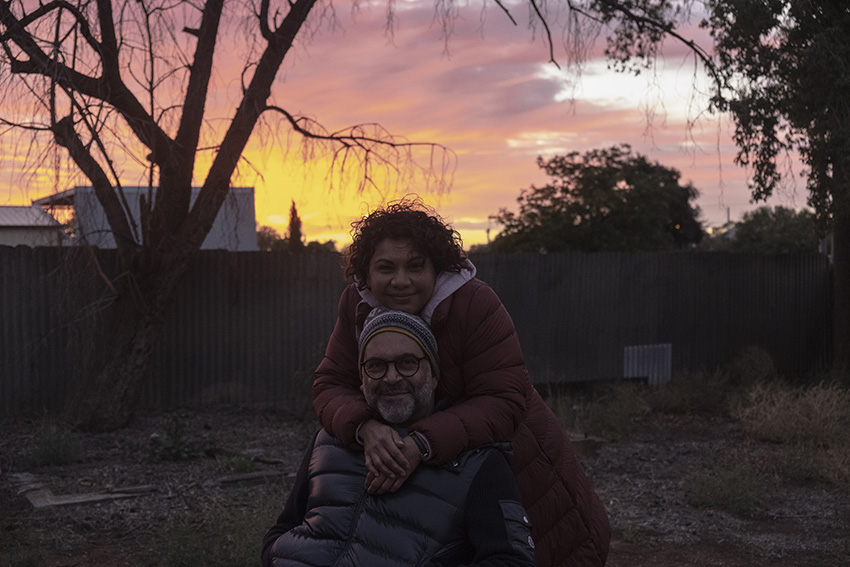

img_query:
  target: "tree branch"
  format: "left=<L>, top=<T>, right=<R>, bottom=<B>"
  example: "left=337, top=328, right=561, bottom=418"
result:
left=95, top=0, right=121, bottom=77
left=0, top=1, right=174, bottom=159
left=9, top=0, right=102, bottom=55
left=174, top=0, right=224, bottom=172
left=51, top=115, right=137, bottom=257
left=259, top=0, right=273, bottom=41
left=585, top=0, right=721, bottom=89
left=265, top=106, right=455, bottom=196
left=267, top=105, right=444, bottom=152
left=182, top=0, right=319, bottom=251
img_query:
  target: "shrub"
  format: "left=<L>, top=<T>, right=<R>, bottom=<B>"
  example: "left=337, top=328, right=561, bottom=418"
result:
left=144, top=413, right=208, bottom=463
left=643, top=369, right=729, bottom=415
left=725, top=345, right=780, bottom=388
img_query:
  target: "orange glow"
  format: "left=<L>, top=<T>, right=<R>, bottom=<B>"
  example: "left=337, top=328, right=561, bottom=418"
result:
left=0, top=2, right=804, bottom=249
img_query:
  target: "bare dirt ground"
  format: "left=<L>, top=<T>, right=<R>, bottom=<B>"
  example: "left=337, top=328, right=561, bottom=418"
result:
left=1, top=409, right=848, bottom=567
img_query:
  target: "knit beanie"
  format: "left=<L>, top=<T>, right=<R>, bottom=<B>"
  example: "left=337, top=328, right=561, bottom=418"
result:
left=358, top=307, right=440, bottom=377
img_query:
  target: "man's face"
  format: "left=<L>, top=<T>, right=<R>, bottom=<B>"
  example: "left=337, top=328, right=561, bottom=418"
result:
left=360, top=331, right=437, bottom=426
left=366, top=238, right=437, bottom=315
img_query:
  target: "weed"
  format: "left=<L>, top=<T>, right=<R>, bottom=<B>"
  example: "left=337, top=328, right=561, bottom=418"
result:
left=684, top=459, right=764, bottom=516
left=22, top=422, right=83, bottom=469
left=778, top=443, right=850, bottom=490
left=144, top=413, right=207, bottom=463
left=145, top=482, right=287, bottom=567
left=732, top=382, right=850, bottom=446
left=731, top=381, right=850, bottom=489
left=545, top=394, right=579, bottom=431
left=571, top=383, right=651, bottom=441
left=620, top=520, right=651, bottom=544
left=285, top=368, right=318, bottom=421
left=0, top=527, right=45, bottom=567
left=218, top=455, right=258, bottom=474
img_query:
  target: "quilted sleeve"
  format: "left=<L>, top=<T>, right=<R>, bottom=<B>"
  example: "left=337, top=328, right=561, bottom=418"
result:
left=411, top=282, right=531, bottom=464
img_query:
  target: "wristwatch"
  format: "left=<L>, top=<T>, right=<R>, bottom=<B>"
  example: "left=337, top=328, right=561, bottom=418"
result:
left=408, top=432, right=430, bottom=461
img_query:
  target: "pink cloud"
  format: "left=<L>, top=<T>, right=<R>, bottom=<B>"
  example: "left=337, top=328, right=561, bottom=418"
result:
left=2, top=2, right=802, bottom=245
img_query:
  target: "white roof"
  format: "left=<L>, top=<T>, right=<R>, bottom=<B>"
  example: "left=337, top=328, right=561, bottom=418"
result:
left=0, top=206, right=61, bottom=228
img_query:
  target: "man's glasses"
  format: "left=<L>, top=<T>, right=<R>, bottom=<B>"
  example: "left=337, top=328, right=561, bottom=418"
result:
left=361, top=355, right=427, bottom=380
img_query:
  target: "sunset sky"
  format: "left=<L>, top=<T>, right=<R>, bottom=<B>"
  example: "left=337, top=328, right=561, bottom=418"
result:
left=0, top=0, right=805, bottom=247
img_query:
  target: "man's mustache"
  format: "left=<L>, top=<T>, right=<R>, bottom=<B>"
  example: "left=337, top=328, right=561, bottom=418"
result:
left=378, top=384, right=413, bottom=396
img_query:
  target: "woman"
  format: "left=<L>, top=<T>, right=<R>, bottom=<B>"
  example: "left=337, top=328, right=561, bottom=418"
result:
left=312, top=199, right=610, bottom=567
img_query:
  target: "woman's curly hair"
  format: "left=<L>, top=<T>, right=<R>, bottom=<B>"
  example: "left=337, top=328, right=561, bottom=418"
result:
left=345, top=198, right=467, bottom=288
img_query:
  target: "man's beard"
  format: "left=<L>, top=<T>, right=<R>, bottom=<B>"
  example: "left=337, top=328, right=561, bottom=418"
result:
left=369, top=372, right=436, bottom=425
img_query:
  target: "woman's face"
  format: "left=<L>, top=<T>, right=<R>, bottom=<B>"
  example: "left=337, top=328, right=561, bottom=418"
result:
left=367, top=238, right=437, bottom=314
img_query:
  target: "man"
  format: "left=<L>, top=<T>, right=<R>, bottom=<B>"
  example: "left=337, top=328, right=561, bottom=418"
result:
left=262, top=308, right=537, bottom=567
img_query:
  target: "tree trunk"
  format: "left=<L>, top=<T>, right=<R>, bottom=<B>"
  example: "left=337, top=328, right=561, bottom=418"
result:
left=833, top=210, right=850, bottom=370
left=62, top=249, right=192, bottom=432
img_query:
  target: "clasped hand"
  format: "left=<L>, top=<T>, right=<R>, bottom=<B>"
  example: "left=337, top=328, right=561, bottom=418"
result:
left=359, top=420, right=422, bottom=495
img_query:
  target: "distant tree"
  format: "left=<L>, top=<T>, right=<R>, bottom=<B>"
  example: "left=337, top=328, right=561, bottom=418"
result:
left=705, top=207, right=820, bottom=254
left=305, top=240, right=338, bottom=254
left=468, top=243, right=491, bottom=254
left=287, top=200, right=305, bottom=252
left=257, top=225, right=282, bottom=252
left=491, top=145, right=703, bottom=253
left=258, top=223, right=335, bottom=253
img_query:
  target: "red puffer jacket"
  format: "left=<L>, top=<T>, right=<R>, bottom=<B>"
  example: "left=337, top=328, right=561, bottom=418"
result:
left=312, top=279, right=610, bottom=567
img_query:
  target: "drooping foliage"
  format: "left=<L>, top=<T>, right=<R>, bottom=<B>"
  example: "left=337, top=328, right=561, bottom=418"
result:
left=705, top=0, right=850, bottom=220
left=703, top=0, right=850, bottom=365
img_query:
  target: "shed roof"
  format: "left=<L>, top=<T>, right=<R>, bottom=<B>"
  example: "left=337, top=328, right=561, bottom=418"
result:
left=0, top=206, right=62, bottom=228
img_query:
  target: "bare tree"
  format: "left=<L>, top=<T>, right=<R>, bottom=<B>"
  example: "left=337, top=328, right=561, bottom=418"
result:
left=0, top=0, right=461, bottom=430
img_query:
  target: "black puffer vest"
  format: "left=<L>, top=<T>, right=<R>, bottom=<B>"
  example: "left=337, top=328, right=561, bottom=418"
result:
left=270, top=430, right=503, bottom=567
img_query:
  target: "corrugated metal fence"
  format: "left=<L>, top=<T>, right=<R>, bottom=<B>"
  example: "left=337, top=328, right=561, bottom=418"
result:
left=0, top=247, right=833, bottom=416
left=472, top=252, right=832, bottom=384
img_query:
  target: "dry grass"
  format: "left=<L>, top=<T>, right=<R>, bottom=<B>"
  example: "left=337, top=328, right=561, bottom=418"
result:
left=642, top=369, right=729, bottom=415
left=732, top=381, right=850, bottom=489
left=549, top=382, right=651, bottom=441
left=547, top=371, right=850, bottom=491
left=547, top=369, right=728, bottom=441
left=731, top=382, right=850, bottom=446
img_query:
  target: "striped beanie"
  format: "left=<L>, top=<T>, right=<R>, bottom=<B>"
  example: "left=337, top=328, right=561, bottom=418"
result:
left=358, top=307, right=440, bottom=377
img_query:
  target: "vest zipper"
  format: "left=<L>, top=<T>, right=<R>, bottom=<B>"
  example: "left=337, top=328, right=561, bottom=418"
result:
left=332, top=487, right=369, bottom=567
